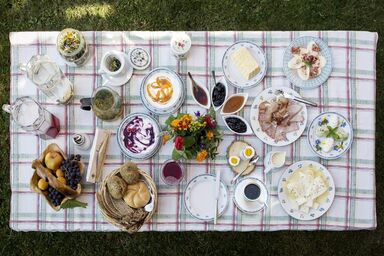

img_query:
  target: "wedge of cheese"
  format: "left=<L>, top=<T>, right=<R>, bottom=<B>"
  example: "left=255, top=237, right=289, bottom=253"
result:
left=231, top=47, right=260, bottom=80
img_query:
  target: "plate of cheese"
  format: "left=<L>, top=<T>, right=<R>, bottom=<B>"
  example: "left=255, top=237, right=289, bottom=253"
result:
left=277, top=160, right=335, bottom=221
left=222, top=40, right=267, bottom=89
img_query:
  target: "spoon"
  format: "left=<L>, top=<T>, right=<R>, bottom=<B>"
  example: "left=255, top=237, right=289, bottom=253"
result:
left=230, top=155, right=260, bottom=185
left=212, top=70, right=217, bottom=87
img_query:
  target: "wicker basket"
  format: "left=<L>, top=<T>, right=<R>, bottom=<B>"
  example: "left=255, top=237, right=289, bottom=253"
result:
left=97, top=166, right=158, bottom=233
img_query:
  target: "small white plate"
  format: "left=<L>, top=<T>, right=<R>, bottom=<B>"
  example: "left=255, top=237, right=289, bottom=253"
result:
left=102, top=53, right=133, bottom=87
left=277, top=160, right=335, bottom=221
left=184, top=174, right=228, bottom=221
left=307, top=112, right=353, bottom=159
left=222, top=40, right=267, bottom=89
left=249, top=87, right=307, bottom=147
left=233, top=177, right=268, bottom=214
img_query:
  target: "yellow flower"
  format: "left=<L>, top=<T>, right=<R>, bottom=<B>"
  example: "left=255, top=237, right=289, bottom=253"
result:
left=171, top=119, right=180, bottom=129
left=162, top=134, right=171, bottom=145
left=196, top=150, right=208, bottom=161
left=207, top=130, right=214, bottom=140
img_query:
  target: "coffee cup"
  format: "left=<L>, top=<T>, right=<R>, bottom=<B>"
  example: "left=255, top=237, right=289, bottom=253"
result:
left=99, top=51, right=127, bottom=78
left=243, top=182, right=265, bottom=204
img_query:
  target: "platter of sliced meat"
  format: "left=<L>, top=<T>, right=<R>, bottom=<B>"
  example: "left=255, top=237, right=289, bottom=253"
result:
left=250, top=87, right=307, bottom=146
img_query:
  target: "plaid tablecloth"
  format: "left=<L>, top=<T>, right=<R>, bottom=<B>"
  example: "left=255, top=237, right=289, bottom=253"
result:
left=9, top=31, right=377, bottom=231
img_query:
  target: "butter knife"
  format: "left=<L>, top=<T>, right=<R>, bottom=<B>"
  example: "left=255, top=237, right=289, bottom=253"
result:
left=214, top=169, right=221, bottom=225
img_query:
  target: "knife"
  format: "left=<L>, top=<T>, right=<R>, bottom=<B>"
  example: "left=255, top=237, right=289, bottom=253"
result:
left=214, top=169, right=221, bottom=225
left=274, top=89, right=318, bottom=107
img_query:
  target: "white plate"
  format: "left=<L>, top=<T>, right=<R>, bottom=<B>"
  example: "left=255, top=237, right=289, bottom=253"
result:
left=102, top=53, right=133, bottom=87
left=222, top=40, right=267, bottom=89
left=249, top=87, right=307, bottom=147
left=307, top=112, right=353, bottom=160
left=233, top=178, right=268, bottom=214
left=140, top=67, right=185, bottom=115
left=117, top=113, right=162, bottom=160
left=283, top=36, right=332, bottom=89
left=277, top=160, right=335, bottom=221
left=184, top=174, right=228, bottom=221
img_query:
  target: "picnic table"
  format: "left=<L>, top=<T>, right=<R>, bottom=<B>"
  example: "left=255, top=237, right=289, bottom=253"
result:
left=9, top=31, right=377, bottom=231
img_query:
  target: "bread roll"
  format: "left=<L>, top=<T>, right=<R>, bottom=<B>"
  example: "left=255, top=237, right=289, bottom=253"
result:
left=123, top=181, right=150, bottom=209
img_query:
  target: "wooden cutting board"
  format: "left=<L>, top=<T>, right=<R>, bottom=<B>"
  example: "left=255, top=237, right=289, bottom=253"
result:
left=227, top=140, right=256, bottom=175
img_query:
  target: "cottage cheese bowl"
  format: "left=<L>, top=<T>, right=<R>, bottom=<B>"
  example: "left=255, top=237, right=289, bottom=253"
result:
left=117, top=113, right=162, bottom=160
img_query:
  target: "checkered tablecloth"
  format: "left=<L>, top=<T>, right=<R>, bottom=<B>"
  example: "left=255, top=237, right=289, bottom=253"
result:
left=9, top=31, right=377, bottom=231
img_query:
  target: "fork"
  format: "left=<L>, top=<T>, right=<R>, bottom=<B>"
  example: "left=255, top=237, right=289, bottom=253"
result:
left=275, top=89, right=318, bottom=107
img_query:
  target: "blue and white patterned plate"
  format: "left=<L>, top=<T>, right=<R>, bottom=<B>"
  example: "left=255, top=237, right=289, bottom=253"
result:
left=222, top=40, right=267, bottom=89
left=307, top=112, right=353, bottom=160
left=140, top=67, right=185, bottom=115
left=278, top=161, right=335, bottom=221
left=283, top=36, right=332, bottom=89
left=117, top=113, right=162, bottom=160
left=249, top=87, right=307, bottom=147
left=184, top=174, right=228, bottom=222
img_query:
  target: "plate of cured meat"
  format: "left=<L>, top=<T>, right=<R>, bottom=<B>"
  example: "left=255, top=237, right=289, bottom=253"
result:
left=250, top=87, right=307, bottom=146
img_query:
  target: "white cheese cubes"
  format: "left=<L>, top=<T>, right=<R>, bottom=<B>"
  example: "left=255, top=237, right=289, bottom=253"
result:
left=231, top=47, right=260, bottom=80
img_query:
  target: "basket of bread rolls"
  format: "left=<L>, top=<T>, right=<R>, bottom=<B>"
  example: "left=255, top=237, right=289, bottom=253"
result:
left=97, top=161, right=157, bottom=233
left=30, top=143, right=85, bottom=211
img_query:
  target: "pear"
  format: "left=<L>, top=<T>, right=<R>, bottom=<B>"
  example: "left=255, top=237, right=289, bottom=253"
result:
left=44, top=151, right=63, bottom=171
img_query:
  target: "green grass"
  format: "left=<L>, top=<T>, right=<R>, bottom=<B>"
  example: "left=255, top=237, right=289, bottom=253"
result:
left=0, top=0, right=383, bottom=255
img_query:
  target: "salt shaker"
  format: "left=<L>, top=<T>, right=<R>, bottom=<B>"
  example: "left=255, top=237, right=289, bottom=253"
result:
left=72, top=133, right=91, bottom=150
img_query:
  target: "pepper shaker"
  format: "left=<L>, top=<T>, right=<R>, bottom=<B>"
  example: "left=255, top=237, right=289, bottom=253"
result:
left=72, top=133, right=92, bottom=150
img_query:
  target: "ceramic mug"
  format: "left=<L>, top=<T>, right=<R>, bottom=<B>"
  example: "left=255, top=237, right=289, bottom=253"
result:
left=243, top=182, right=266, bottom=204
left=99, top=50, right=127, bottom=78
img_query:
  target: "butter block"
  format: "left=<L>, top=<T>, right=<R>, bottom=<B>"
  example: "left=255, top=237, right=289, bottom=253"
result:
left=231, top=47, right=260, bottom=80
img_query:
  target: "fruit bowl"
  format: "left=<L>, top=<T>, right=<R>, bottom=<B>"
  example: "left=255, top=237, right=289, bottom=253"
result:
left=30, top=143, right=84, bottom=211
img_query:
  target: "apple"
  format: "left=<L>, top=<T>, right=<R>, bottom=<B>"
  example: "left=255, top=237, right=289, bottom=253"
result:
left=44, top=151, right=63, bottom=170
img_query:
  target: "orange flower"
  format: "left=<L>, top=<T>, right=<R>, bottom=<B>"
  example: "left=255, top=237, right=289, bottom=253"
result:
left=171, top=119, right=180, bottom=129
left=196, top=149, right=208, bottom=161
left=207, top=130, right=214, bottom=140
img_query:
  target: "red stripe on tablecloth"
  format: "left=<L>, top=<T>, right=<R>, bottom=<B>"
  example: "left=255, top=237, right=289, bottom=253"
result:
left=317, top=30, right=322, bottom=231
left=36, top=32, right=41, bottom=232
left=288, top=31, right=294, bottom=231
left=10, top=42, right=377, bottom=52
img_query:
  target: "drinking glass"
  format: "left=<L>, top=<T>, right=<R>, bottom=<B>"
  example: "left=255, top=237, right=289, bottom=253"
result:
left=57, top=28, right=89, bottom=66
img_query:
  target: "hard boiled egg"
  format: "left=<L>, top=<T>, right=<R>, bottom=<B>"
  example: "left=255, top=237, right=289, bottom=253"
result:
left=320, top=137, right=334, bottom=153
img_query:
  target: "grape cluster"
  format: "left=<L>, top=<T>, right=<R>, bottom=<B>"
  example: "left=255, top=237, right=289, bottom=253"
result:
left=60, top=154, right=82, bottom=190
left=48, top=186, right=65, bottom=206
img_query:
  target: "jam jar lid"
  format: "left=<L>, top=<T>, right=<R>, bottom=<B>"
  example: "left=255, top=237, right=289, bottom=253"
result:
left=128, top=47, right=151, bottom=70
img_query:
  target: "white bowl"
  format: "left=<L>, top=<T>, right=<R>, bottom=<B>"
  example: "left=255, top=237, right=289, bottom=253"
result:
left=222, top=115, right=253, bottom=135
left=211, top=77, right=229, bottom=111
left=220, top=93, right=248, bottom=115
left=189, top=77, right=211, bottom=109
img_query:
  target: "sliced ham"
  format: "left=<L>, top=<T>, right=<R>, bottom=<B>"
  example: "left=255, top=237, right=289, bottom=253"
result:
left=258, top=97, right=303, bottom=142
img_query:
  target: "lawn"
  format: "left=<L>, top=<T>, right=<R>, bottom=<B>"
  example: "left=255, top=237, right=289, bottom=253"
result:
left=0, top=0, right=383, bottom=255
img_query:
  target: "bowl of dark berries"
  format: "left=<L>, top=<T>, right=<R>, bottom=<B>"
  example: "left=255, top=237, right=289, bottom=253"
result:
left=30, top=143, right=86, bottom=211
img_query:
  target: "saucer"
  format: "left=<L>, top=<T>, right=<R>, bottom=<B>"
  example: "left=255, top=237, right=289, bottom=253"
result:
left=233, top=177, right=268, bottom=214
left=101, top=53, right=133, bottom=87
